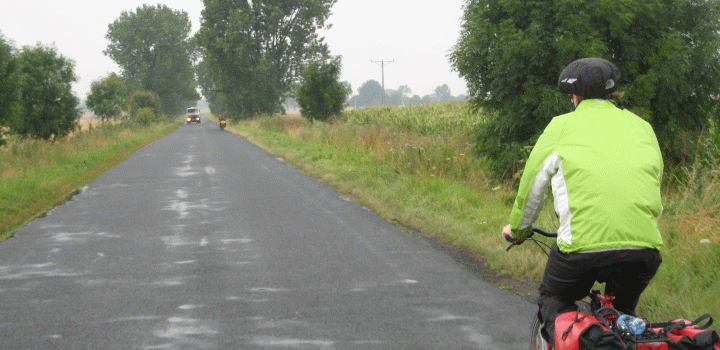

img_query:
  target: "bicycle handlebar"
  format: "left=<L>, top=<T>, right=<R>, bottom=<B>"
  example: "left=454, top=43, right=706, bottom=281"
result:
left=505, top=227, right=558, bottom=252
left=531, top=227, right=558, bottom=238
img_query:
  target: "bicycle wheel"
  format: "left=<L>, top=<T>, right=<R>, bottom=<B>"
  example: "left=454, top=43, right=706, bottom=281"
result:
left=529, top=312, right=550, bottom=350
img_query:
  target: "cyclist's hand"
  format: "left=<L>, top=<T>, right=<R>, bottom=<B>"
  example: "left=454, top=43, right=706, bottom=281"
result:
left=501, top=224, right=520, bottom=243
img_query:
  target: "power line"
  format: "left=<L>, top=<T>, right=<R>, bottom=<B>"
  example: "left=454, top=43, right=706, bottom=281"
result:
left=371, top=59, right=393, bottom=105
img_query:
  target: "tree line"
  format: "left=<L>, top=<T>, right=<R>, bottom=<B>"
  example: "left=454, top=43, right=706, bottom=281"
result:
left=3, top=0, right=718, bottom=179
left=0, top=4, right=199, bottom=145
left=100, top=4, right=199, bottom=118
left=346, top=81, right=466, bottom=108
left=1, top=1, right=342, bottom=145
left=86, top=4, right=199, bottom=124
left=101, top=0, right=720, bottom=182
left=283, top=81, right=467, bottom=111
left=196, top=0, right=339, bottom=121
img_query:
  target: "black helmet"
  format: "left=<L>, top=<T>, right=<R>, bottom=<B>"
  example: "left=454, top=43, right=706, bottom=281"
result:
left=558, top=58, right=621, bottom=99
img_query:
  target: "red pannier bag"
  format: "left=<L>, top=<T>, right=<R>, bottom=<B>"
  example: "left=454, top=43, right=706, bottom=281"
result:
left=621, top=330, right=671, bottom=350
left=647, top=314, right=720, bottom=350
left=554, top=311, right=627, bottom=350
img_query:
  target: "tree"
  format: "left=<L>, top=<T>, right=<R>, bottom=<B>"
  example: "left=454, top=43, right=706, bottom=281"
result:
left=12, top=43, right=79, bottom=140
left=397, top=85, right=412, bottom=106
left=198, top=0, right=337, bottom=120
left=296, top=55, right=347, bottom=122
left=355, top=80, right=385, bottom=107
left=196, top=59, right=224, bottom=116
left=105, top=4, right=200, bottom=115
left=131, top=107, right=156, bottom=126
left=433, top=84, right=453, bottom=103
left=386, top=85, right=412, bottom=106
left=341, top=81, right=353, bottom=98
left=407, top=94, right=422, bottom=106
left=0, top=33, right=20, bottom=145
left=86, top=74, right=127, bottom=121
left=451, top=0, right=720, bottom=177
left=341, top=81, right=353, bottom=104
left=128, top=90, right=162, bottom=116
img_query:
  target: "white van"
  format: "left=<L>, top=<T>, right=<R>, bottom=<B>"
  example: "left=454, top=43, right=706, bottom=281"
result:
left=186, top=107, right=200, bottom=123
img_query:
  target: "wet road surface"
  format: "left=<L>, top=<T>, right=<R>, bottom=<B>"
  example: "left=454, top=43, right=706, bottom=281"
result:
left=0, top=120, right=535, bottom=349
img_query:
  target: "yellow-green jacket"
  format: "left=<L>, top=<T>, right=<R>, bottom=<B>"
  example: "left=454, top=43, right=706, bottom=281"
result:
left=510, top=99, right=664, bottom=253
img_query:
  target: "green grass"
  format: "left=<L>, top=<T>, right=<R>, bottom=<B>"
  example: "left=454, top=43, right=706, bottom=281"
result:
left=0, top=120, right=181, bottom=241
left=223, top=102, right=719, bottom=323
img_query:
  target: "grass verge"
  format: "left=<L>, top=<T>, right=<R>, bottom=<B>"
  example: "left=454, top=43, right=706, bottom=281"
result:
left=0, top=120, right=181, bottom=241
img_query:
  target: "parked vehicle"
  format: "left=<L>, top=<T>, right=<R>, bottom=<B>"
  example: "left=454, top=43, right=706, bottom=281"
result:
left=186, top=107, right=200, bottom=123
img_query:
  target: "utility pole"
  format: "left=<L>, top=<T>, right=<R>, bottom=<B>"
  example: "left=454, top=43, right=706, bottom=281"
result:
left=371, top=59, right=393, bottom=105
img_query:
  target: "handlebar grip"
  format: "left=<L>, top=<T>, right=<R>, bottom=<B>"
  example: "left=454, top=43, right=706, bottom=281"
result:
left=531, top=227, right=558, bottom=238
left=503, top=233, right=518, bottom=243
left=505, top=227, right=557, bottom=253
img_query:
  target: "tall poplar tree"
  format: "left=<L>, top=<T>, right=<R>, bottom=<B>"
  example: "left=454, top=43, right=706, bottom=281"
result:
left=198, top=0, right=336, bottom=119
left=105, top=4, right=200, bottom=115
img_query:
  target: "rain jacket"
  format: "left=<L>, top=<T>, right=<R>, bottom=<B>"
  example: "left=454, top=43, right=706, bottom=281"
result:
left=509, top=99, right=664, bottom=253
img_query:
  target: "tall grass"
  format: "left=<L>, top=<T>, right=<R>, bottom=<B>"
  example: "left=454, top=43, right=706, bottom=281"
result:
left=284, top=102, right=492, bottom=190
left=232, top=102, right=720, bottom=323
left=644, top=128, right=720, bottom=319
left=345, top=103, right=483, bottom=135
left=0, top=120, right=181, bottom=240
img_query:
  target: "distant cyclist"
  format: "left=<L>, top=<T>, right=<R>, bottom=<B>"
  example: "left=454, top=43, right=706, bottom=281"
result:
left=500, top=57, right=664, bottom=346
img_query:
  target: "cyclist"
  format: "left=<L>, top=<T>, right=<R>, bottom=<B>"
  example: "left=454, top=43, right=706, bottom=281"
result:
left=501, top=57, right=664, bottom=346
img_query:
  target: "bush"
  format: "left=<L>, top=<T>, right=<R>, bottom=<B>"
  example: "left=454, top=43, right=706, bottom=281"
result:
left=128, top=91, right=162, bottom=117
left=12, top=43, right=79, bottom=141
left=86, top=74, right=126, bottom=121
left=295, top=55, right=347, bottom=122
left=129, top=107, right=155, bottom=126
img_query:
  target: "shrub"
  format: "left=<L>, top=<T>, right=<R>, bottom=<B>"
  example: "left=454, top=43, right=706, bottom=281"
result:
left=128, top=91, right=162, bottom=117
left=129, top=107, right=155, bottom=126
left=295, top=55, right=347, bottom=122
left=86, top=74, right=127, bottom=121
left=12, top=43, right=79, bottom=141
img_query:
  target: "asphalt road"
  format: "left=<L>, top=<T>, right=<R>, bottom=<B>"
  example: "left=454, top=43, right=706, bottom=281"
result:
left=0, top=119, right=535, bottom=349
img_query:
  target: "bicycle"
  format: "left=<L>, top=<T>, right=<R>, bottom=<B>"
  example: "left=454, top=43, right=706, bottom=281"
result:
left=508, top=228, right=720, bottom=350
left=506, top=227, right=623, bottom=350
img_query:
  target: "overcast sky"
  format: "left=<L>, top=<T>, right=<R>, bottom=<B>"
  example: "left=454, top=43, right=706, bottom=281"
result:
left=1, top=0, right=468, bottom=101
